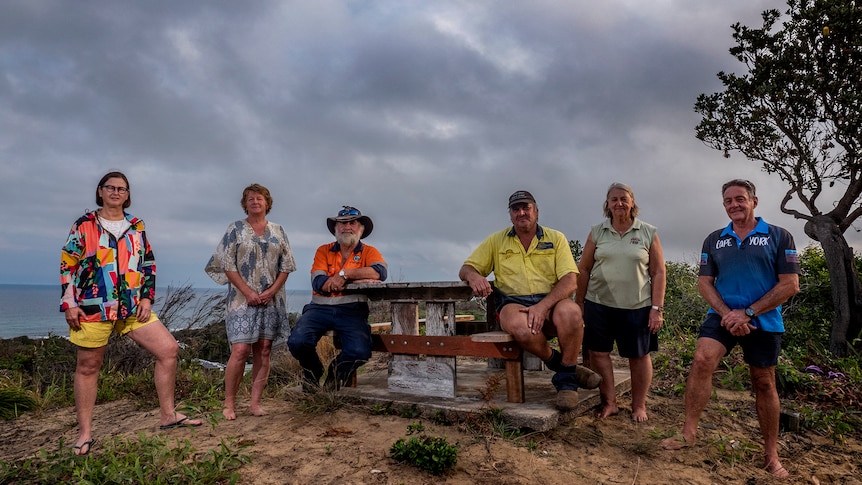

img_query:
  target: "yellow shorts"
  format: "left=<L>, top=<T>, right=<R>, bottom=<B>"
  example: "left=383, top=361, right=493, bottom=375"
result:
left=69, top=311, right=160, bottom=348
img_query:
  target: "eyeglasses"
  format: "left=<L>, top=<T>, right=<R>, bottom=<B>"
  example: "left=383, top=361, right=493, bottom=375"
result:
left=101, top=185, right=129, bottom=194
left=338, top=207, right=360, bottom=216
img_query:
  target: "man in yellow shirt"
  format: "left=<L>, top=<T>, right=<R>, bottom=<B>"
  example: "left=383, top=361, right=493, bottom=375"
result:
left=459, top=190, right=601, bottom=411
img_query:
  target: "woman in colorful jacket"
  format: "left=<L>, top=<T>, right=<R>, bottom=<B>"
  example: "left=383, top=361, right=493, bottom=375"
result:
left=60, top=171, right=200, bottom=456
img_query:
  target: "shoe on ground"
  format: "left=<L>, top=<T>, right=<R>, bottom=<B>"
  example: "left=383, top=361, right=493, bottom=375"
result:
left=575, top=365, right=602, bottom=389
left=555, top=390, right=580, bottom=411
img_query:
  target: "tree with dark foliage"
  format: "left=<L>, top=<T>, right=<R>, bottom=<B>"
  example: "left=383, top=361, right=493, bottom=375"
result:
left=695, top=0, right=862, bottom=356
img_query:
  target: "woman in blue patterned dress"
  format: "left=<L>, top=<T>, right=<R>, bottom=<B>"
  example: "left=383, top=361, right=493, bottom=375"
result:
left=206, top=184, right=296, bottom=420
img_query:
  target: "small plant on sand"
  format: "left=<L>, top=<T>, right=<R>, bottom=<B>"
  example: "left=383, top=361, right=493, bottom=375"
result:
left=398, top=404, right=421, bottom=419
left=706, top=433, right=759, bottom=467
left=406, top=421, right=425, bottom=434
left=390, top=429, right=458, bottom=476
left=477, top=373, right=505, bottom=403
left=368, top=401, right=396, bottom=416
left=462, top=406, right=521, bottom=439
left=430, top=409, right=455, bottom=426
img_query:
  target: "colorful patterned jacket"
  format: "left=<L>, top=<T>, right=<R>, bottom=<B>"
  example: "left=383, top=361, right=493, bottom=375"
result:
left=60, top=211, right=156, bottom=321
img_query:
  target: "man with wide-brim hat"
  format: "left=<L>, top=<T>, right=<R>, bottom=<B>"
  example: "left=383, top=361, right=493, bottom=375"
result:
left=326, top=207, right=374, bottom=238
left=288, top=206, right=388, bottom=391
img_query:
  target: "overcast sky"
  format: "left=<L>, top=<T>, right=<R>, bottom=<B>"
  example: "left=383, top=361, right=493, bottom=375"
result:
left=1, top=0, right=846, bottom=292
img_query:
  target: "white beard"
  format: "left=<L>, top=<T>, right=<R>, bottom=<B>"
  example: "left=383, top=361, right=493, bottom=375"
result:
left=336, top=232, right=359, bottom=247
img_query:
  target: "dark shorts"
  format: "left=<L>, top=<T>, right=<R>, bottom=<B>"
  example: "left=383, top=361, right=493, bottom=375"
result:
left=698, top=313, right=782, bottom=367
left=495, top=292, right=546, bottom=314
left=583, top=300, right=657, bottom=358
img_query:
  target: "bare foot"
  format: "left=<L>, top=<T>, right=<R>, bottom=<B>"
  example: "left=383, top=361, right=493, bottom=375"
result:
left=249, top=406, right=267, bottom=417
left=223, top=408, right=237, bottom=421
left=661, top=432, right=693, bottom=450
left=597, top=403, right=619, bottom=419
left=631, top=407, right=648, bottom=423
left=766, top=460, right=790, bottom=478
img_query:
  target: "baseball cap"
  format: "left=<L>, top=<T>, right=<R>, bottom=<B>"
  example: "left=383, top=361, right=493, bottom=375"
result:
left=508, top=190, right=536, bottom=208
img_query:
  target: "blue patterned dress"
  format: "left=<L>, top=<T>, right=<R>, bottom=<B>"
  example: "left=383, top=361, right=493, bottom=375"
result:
left=205, top=220, right=296, bottom=344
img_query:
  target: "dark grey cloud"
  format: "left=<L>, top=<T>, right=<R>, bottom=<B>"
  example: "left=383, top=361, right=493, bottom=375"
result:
left=1, top=0, right=839, bottom=292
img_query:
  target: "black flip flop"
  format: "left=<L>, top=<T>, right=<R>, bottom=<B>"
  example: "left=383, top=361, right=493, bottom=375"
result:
left=159, top=416, right=203, bottom=430
left=73, top=438, right=95, bottom=456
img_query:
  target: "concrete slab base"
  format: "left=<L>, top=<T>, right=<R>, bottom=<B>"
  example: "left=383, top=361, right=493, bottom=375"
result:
left=340, top=359, right=632, bottom=432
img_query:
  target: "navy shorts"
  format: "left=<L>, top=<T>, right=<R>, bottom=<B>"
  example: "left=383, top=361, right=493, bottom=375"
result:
left=698, top=313, right=782, bottom=367
left=495, top=292, right=545, bottom=314
left=583, top=300, right=657, bottom=358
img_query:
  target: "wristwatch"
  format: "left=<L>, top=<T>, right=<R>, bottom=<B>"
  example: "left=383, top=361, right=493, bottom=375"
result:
left=651, top=305, right=663, bottom=312
left=744, top=307, right=756, bottom=318
left=338, top=269, right=347, bottom=280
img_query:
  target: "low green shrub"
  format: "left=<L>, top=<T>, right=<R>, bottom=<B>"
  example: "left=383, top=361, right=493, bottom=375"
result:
left=390, top=434, right=458, bottom=475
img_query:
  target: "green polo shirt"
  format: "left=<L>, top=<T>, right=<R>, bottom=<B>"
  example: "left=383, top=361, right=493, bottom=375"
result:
left=464, top=225, right=577, bottom=297
left=584, top=218, right=657, bottom=309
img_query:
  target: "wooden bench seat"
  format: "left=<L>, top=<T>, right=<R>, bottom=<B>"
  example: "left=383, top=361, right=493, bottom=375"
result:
left=325, top=328, right=525, bottom=402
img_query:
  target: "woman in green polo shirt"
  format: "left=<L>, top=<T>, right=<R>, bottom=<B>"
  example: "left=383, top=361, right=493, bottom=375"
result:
left=576, top=182, right=667, bottom=422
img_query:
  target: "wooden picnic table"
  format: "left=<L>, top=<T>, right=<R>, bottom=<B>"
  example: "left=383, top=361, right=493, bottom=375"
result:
left=344, top=281, right=526, bottom=403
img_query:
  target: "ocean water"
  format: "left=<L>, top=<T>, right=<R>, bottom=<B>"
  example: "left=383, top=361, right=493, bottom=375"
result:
left=0, top=284, right=312, bottom=339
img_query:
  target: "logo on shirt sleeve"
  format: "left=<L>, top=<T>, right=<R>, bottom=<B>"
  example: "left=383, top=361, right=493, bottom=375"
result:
left=785, top=249, right=799, bottom=263
left=700, top=253, right=708, bottom=266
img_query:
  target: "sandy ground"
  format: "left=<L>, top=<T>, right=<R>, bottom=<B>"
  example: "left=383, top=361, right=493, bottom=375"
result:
left=1, top=381, right=860, bottom=485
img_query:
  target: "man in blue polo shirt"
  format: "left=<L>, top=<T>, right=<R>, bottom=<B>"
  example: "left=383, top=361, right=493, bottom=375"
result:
left=662, top=179, right=799, bottom=479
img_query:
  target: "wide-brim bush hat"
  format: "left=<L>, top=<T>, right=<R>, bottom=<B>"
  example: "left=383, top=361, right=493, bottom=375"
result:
left=326, top=206, right=374, bottom=238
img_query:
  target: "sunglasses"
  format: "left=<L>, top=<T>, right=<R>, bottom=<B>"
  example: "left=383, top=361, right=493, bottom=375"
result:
left=338, top=207, right=360, bottom=216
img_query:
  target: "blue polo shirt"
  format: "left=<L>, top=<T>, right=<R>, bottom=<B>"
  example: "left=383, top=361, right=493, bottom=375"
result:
left=699, top=217, right=800, bottom=332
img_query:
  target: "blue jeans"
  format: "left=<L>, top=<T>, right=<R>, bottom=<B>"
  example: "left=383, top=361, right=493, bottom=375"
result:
left=287, top=302, right=372, bottom=384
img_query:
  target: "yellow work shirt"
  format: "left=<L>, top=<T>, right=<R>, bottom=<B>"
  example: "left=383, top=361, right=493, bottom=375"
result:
left=463, top=225, right=578, bottom=297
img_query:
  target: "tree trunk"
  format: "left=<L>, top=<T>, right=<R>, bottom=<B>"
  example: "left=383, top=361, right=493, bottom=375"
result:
left=804, top=216, right=862, bottom=357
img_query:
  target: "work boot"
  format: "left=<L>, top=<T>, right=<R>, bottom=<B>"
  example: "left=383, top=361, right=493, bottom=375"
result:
left=575, top=365, right=602, bottom=389
left=551, top=368, right=581, bottom=412
left=555, top=390, right=580, bottom=412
